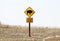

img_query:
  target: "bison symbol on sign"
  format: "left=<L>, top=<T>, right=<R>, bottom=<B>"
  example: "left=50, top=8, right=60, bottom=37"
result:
left=27, top=10, right=32, bottom=15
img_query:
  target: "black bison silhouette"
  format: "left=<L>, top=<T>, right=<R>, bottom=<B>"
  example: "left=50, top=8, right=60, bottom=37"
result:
left=27, top=10, right=32, bottom=14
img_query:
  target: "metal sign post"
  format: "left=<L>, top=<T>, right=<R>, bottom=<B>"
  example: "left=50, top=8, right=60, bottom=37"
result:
left=29, top=22, right=31, bottom=37
left=24, top=7, right=35, bottom=37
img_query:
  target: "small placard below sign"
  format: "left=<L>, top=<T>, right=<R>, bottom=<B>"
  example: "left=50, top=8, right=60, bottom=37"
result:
left=26, top=18, right=33, bottom=23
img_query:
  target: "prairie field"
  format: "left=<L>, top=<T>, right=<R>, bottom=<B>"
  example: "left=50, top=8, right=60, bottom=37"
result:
left=0, top=25, right=60, bottom=41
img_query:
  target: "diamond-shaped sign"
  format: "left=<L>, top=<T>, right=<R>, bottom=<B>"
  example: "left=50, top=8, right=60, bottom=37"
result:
left=24, top=7, right=35, bottom=17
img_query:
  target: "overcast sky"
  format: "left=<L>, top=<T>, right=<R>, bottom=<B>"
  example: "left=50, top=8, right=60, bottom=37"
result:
left=0, top=0, right=60, bottom=27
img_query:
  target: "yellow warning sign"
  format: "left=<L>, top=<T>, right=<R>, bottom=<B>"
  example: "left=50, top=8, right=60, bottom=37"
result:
left=26, top=18, right=33, bottom=23
left=24, top=7, right=35, bottom=17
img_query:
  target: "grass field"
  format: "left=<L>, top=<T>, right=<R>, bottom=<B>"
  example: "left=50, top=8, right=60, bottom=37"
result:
left=0, top=25, right=60, bottom=41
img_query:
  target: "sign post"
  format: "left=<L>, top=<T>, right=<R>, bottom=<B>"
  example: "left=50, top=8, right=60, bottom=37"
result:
left=24, top=7, right=35, bottom=37
left=29, top=22, right=31, bottom=37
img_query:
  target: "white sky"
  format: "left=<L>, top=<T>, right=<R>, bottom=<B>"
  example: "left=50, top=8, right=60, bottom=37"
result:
left=0, top=0, right=60, bottom=27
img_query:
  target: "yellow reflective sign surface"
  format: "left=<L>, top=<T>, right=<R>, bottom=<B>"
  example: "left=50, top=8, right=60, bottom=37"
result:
left=24, top=7, right=35, bottom=17
left=26, top=18, right=33, bottom=23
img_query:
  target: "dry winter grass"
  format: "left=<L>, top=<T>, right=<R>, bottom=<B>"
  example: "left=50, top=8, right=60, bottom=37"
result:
left=0, top=25, right=60, bottom=41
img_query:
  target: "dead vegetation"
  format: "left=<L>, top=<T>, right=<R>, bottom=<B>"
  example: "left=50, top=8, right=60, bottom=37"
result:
left=0, top=25, right=60, bottom=41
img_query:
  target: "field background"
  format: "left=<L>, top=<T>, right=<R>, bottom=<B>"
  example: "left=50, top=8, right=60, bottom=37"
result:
left=0, top=25, right=60, bottom=41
